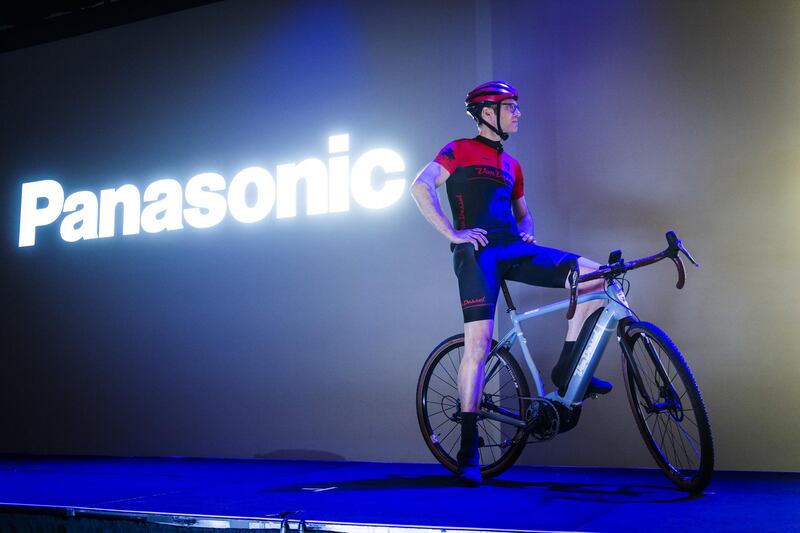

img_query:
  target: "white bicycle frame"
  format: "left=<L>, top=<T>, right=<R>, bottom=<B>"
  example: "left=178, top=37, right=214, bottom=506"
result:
left=492, top=279, right=633, bottom=407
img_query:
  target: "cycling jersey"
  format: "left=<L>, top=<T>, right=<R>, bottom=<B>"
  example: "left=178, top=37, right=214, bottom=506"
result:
left=434, top=137, right=524, bottom=242
left=434, top=136, right=579, bottom=322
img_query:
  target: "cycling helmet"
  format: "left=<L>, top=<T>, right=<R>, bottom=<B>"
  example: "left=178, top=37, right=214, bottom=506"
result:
left=465, top=81, right=518, bottom=140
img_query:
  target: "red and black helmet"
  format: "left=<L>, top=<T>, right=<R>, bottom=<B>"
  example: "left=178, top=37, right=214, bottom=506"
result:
left=465, top=81, right=518, bottom=107
left=465, top=81, right=518, bottom=141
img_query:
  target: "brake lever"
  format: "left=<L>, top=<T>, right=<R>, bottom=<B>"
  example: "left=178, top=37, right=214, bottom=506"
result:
left=678, top=242, right=700, bottom=267
left=666, top=230, right=700, bottom=267
left=566, top=264, right=579, bottom=320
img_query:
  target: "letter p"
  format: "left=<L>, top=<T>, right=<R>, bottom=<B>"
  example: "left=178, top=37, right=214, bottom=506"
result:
left=19, top=180, right=65, bottom=247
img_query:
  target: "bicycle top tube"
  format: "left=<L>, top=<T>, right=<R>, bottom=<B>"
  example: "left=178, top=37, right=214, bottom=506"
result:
left=511, top=290, right=609, bottom=324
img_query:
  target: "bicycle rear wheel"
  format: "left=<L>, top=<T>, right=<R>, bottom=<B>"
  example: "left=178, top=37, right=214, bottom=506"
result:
left=416, top=334, right=530, bottom=479
left=621, top=321, right=714, bottom=492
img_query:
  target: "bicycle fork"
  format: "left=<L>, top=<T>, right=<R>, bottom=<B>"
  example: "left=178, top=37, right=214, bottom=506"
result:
left=618, top=322, right=682, bottom=415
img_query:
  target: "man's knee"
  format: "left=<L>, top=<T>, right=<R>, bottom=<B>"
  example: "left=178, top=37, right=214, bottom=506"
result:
left=464, top=320, right=493, bottom=360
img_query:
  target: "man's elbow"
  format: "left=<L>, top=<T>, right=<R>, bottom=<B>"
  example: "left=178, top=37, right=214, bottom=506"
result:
left=410, top=179, right=431, bottom=200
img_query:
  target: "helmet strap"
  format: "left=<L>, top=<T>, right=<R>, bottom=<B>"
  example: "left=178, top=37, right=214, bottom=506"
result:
left=495, top=102, right=508, bottom=141
left=476, top=103, right=508, bottom=141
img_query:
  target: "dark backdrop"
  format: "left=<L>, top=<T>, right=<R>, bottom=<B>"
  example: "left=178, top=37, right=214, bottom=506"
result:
left=1, top=0, right=798, bottom=471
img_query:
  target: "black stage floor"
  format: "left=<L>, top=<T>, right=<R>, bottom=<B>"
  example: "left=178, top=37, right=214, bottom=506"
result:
left=1, top=455, right=798, bottom=532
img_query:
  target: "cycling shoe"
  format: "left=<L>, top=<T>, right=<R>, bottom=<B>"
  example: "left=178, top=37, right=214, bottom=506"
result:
left=584, top=376, right=613, bottom=399
left=457, top=413, right=482, bottom=487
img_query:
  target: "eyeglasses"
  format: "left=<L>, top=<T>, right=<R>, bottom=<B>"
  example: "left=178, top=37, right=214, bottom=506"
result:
left=501, top=102, right=521, bottom=114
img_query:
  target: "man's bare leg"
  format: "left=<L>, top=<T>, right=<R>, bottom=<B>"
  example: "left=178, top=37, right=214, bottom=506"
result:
left=459, top=319, right=494, bottom=412
left=456, top=318, right=493, bottom=486
left=566, top=258, right=605, bottom=340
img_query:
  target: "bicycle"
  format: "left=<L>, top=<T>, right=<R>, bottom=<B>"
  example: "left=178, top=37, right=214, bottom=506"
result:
left=416, top=231, right=714, bottom=492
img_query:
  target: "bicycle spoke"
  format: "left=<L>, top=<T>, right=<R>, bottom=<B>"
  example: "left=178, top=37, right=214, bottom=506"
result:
left=438, top=362, right=459, bottom=389
left=431, top=373, right=457, bottom=391
left=674, top=419, right=702, bottom=452
left=662, top=417, right=683, bottom=468
left=683, top=414, right=699, bottom=429
left=675, top=421, right=702, bottom=464
left=478, top=420, right=500, bottom=465
left=648, top=383, right=699, bottom=472
left=431, top=416, right=454, bottom=433
left=429, top=401, right=456, bottom=417
left=658, top=414, right=670, bottom=452
left=659, top=417, right=682, bottom=471
left=428, top=407, right=449, bottom=419
left=482, top=416, right=516, bottom=443
left=442, top=422, right=460, bottom=451
left=676, top=422, right=696, bottom=470
left=670, top=420, right=692, bottom=470
left=492, top=378, right=516, bottom=396
left=426, top=384, right=452, bottom=399
left=447, top=351, right=460, bottom=382
left=485, top=357, right=503, bottom=383
left=446, top=436, right=459, bottom=458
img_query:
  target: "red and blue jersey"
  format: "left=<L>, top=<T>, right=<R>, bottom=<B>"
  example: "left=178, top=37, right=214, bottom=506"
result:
left=434, top=137, right=524, bottom=241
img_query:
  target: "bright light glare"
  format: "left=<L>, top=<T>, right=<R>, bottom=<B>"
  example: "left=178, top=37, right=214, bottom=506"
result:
left=228, top=167, right=276, bottom=223
left=328, top=134, right=349, bottom=154
left=61, top=190, right=99, bottom=242
left=98, top=184, right=141, bottom=238
left=141, top=179, right=184, bottom=234
left=184, top=172, right=227, bottom=229
left=350, top=148, right=406, bottom=209
left=19, top=180, right=64, bottom=247
left=276, top=159, right=328, bottom=219
left=17, top=134, right=408, bottom=246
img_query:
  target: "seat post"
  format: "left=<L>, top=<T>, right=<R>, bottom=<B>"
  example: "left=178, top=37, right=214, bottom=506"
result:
left=501, top=280, right=516, bottom=312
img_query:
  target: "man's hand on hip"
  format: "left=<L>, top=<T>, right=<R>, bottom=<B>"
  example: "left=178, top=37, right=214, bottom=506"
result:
left=451, top=228, right=489, bottom=250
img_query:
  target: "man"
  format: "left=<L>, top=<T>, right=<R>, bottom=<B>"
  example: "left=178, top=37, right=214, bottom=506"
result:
left=410, top=81, right=612, bottom=486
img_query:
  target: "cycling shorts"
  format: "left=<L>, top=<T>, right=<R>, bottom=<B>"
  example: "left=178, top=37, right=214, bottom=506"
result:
left=452, top=240, right=579, bottom=323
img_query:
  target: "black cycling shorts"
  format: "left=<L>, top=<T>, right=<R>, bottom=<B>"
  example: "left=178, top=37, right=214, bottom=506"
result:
left=452, top=240, right=579, bottom=323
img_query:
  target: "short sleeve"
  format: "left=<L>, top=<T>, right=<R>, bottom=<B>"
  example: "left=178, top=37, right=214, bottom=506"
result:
left=511, top=160, right=524, bottom=199
left=433, top=142, right=459, bottom=174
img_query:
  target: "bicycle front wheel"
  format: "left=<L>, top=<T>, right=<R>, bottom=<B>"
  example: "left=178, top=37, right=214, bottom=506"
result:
left=621, top=321, right=714, bottom=492
left=416, top=334, right=530, bottom=479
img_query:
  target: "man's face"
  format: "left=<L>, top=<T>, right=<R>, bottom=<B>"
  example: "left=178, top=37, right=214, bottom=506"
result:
left=482, top=99, right=521, bottom=134
left=499, top=99, right=521, bottom=133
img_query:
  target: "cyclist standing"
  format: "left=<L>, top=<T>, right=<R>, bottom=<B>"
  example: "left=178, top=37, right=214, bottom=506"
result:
left=411, top=81, right=612, bottom=486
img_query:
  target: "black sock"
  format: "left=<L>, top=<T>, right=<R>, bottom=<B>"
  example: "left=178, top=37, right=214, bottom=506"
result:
left=551, top=341, right=576, bottom=389
left=460, top=412, right=478, bottom=444
left=459, top=412, right=479, bottom=464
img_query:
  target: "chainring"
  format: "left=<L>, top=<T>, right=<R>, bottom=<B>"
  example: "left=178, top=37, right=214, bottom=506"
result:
left=525, top=398, right=560, bottom=441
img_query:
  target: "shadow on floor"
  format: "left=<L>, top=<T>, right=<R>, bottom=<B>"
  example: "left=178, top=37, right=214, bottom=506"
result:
left=265, top=473, right=704, bottom=504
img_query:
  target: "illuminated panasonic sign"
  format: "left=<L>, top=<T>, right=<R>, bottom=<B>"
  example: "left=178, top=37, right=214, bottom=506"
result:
left=18, top=134, right=406, bottom=247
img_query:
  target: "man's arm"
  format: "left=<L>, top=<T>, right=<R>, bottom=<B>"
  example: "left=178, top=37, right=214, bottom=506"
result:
left=512, top=196, right=536, bottom=244
left=411, top=162, right=488, bottom=250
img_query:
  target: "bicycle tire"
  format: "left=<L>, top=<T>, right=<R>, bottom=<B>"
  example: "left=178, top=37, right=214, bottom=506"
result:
left=621, top=321, right=714, bottom=492
left=416, top=334, right=530, bottom=479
